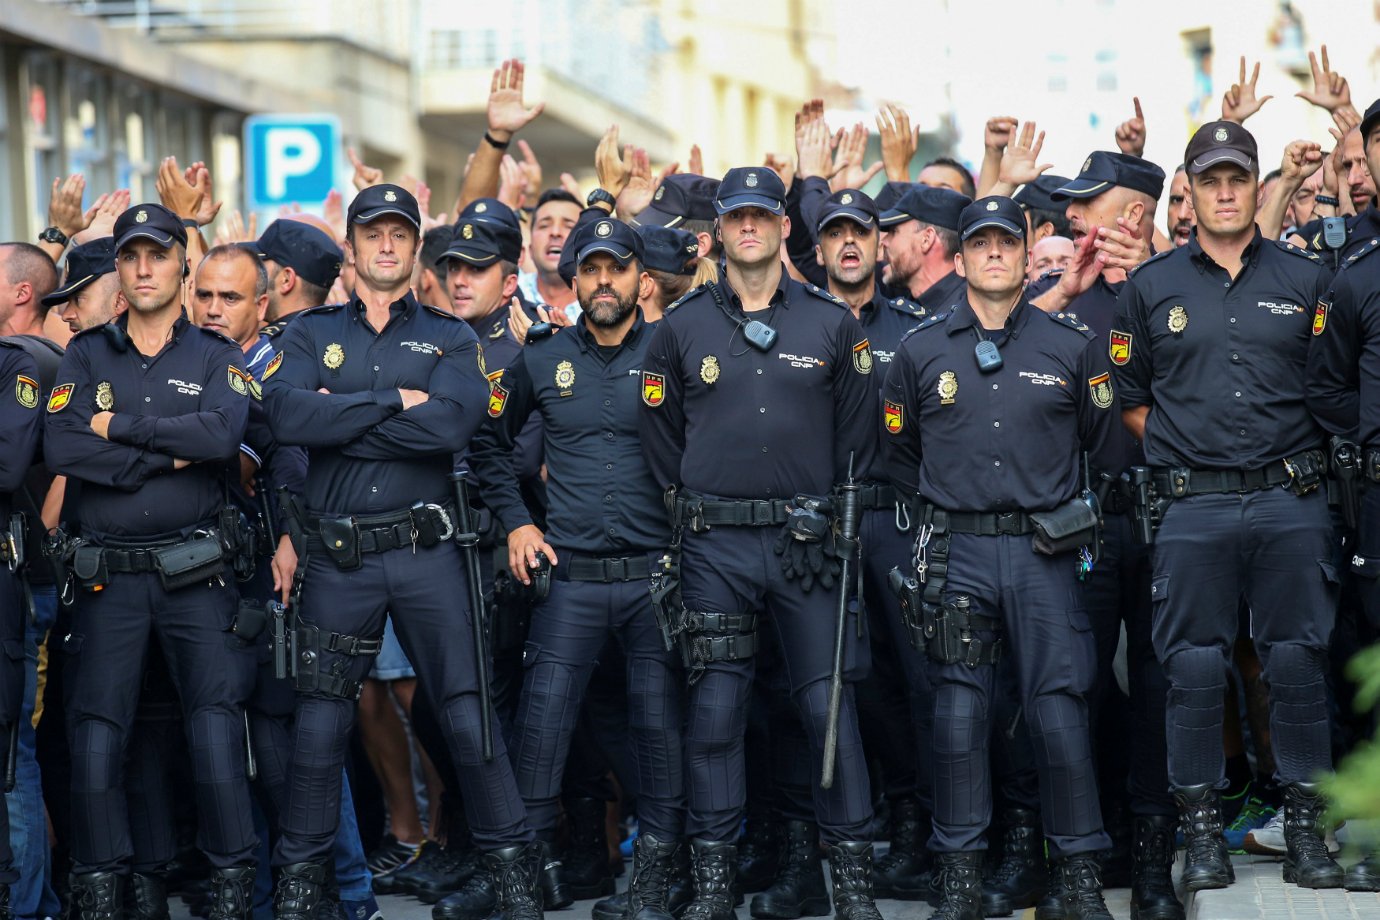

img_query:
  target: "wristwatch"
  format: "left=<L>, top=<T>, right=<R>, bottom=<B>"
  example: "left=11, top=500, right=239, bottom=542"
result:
left=586, top=188, right=616, bottom=210
left=38, top=226, right=68, bottom=246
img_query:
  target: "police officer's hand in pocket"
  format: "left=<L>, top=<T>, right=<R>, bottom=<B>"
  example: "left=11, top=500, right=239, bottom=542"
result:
left=508, top=524, right=558, bottom=585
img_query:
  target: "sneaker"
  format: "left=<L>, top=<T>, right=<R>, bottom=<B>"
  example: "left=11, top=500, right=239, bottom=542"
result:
left=340, top=894, right=384, bottom=920
left=368, top=835, right=423, bottom=892
left=1225, top=797, right=1276, bottom=853
left=1244, top=810, right=1287, bottom=856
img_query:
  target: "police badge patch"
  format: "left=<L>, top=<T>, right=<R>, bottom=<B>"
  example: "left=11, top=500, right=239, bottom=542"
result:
left=700, top=355, right=721, bottom=385
left=1088, top=373, right=1114, bottom=409
left=227, top=367, right=250, bottom=396
left=323, top=343, right=345, bottom=370
left=47, top=383, right=74, bottom=413
left=263, top=353, right=283, bottom=379
left=642, top=372, right=665, bottom=407
left=1108, top=330, right=1132, bottom=365
left=15, top=375, right=38, bottom=409
left=852, top=340, right=874, bottom=375
left=937, top=371, right=958, bottom=405
left=1167, top=305, right=1188, bottom=333
left=1313, top=301, right=1328, bottom=336
left=884, top=400, right=904, bottom=433
left=555, top=360, right=575, bottom=392
left=487, top=381, right=509, bottom=417
left=95, top=381, right=115, bottom=411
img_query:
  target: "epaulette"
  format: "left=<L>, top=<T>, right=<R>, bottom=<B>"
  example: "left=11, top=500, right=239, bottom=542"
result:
left=422, top=303, right=463, bottom=321
left=260, top=320, right=288, bottom=339
left=886, top=296, right=926, bottom=318
left=665, top=283, right=707, bottom=314
left=487, top=318, right=506, bottom=340
left=289, top=303, right=346, bottom=321
left=1343, top=236, right=1380, bottom=269
left=804, top=283, right=848, bottom=308
left=1045, top=310, right=1093, bottom=336
left=1128, top=248, right=1176, bottom=277
left=1274, top=239, right=1322, bottom=263
left=193, top=325, right=239, bottom=347
left=900, top=310, right=949, bottom=343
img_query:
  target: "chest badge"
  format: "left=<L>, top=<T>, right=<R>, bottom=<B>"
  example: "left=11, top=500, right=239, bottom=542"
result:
left=1312, top=301, right=1328, bottom=336
left=95, top=381, right=115, bottom=411
left=852, top=340, right=874, bottom=375
left=700, top=355, right=721, bottom=385
left=14, top=375, right=38, bottom=409
left=1167, top=305, right=1188, bottom=334
left=323, top=343, right=345, bottom=370
left=1088, top=373, right=1114, bottom=409
left=555, top=359, right=576, bottom=392
left=1108, top=330, right=1132, bottom=365
left=937, top=370, right=958, bottom=405
left=642, top=372, right=665, bottom=407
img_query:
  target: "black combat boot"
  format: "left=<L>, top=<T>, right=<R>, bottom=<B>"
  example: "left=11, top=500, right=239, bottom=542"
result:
left=431, top=871, right=495, bottom=920
left=980, top=807, right=1047, bottom=916
left=1055, top=855, right=1113, bottom=920
left=1172, top=784, right=1234, bottom=891
left=127, top=872, right=171, bottom=920
left=1345, top=852, right=1380, bottom=891
left=71, top=872, right=125, bottom=920
left=273, top=862, right=326, bottom=920
left=1281, top=783, right=1343, bottom=888
left=0, top=884, right=11, bottom=920
left=871, top=794, right=930, bottom=901
left=681, top=839, right=737, bottom=920
left=928, top=852, right=982, bottom=920
left=593, top=838, right=694, bottom=920
left=483, top=843, right=543, bottom=920
left=735, top=819, right=782, bottom=895
left=625, top=833, right=681, bottom=920
left=562, top=798, right=617, bottom=899
left=750, top=821, right=828, bottom=919
left=1032, top=864, right=1066, bottom=920
left=206, top=865, right=255, bottom=920
left=535, top=838, right=572, bottom=909
left=826, top=842, right=885, bottom=920
left=1129, top=816, right=1184, bottom=920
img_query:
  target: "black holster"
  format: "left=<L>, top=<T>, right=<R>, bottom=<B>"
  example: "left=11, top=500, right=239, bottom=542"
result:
left=1330, top=437, right=1362, bottom=530
left=649, top=551, right=682, bottom=654
left=72, top=543, right=107, bottom=593
left=232, top=598, right=270, bottom=642
left=926, top=595, right=1002, bottom=668
left=317, top=516, right=362, bottom=571
left=675, top=609, right=757, bottom=683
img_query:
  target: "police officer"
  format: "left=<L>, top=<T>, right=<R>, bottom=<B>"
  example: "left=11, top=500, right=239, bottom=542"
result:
left=628, top=174, right=723, bottom=260
left=1112, top=121, right=1342, bottom=891
left=0, top=336, right=42, bottom=920
left=471, top=216, right=686, bottom=920
left=882, top=196, right=1118, bottom=920
left=261, top=184, right=540, bottom=920
left=811, top=188, right=935, bottom=903
left=877, top=186, right=972, bottom=310
left=44, top=203, right=258, bottom=919
left=1305, top=162, right=1380, bottom=893
left=249, top=218, right=346, bottom=335
left=43, top=237, right=125, bottom=335
left=639, top=166, right=883, bottom=920
left=1285, top=99, right=1380, bottom=260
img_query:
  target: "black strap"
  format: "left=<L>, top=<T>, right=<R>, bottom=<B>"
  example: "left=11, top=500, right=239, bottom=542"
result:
left=97, top=537, right=182, bottom=573
left=943, top=510, right=1036, bottom=536
left=323, top=632, right=384, bottom=656
left=687, top=497, right=792, bottom=527
left=304, top=501, right=458, bottom=556
left=856, top=483, right=897, bottom=510
left=682, top=611, right=757, bottom=633
left=558, top=553, right=653, bottom=583
left=1152, top=461, right=1293, bottom=497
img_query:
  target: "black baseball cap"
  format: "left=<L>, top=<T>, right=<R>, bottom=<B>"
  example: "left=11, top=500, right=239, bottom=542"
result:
left=879, top=186, right=971, bottom=232
left=246, top=219, right=343, bottom=288
left=348, top=183, right=421, bottom=230
left=815, top=189, right=879, bottom=234
left=572, top=218, right=644, bottom=266
left=959, top=197, right=1026, bottom=241
left=1014, top=175, right=1072, bottom=212
left=113, top=203, right=187, bottom=252
left=438, top=220, right=523, bottom=266
left=43, top=237, right=116, bottom=306
left=635, top=226, right=699, bottom=275
left=1360, top=99, right=1380, bottom=148
left=1053, top=151, right=1166, bottom=200
left=1183, top=121, right=1259, bottom=175
left=456, top=197, right=522, bottom=233
left=631, top=175, right=721, bottom=228
left=714, top=167, right=786, bottom=216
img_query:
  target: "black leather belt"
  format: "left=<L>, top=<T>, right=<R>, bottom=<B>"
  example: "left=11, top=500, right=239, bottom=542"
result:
left=692, top=498, right=792, bottom=527
left=304, top=502, right=456, bottom=555
left=1151, top=461, right=1292, bottom=497
left=556, top=552, right=653, bottom=583
left=857, top=483, right=897, bottom=510
left=98, top=537, right=182, bottom=573
left=942, top=510, right=1036, bottom=536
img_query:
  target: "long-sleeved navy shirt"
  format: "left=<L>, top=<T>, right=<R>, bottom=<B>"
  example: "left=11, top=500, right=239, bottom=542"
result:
left=261, top=291, right=489, bottom=514
left=45, top=315, right=249, bottom=539
left=1306, top=237, right=1380, bottom=446
left=639, top=272, right=877, bottom=499
left=0, top=342, right=43, bottom=507
left=471, top=315, right=666, bottom=554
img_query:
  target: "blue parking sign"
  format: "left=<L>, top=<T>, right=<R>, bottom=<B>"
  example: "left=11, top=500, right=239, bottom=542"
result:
left=244, top=115, right=340, bottom=209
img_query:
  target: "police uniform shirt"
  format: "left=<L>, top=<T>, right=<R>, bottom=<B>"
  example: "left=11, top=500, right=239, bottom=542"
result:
left=468, top=312, right=544, bottom=482
left=1306, top=237, right=1380, bottom=445
left=472, top=314, right=667, bottom=554
left=261, top=291, right=489, bottom=515
left=858, top=291, right=926, bottom=370
left=914, top=270, right=968, bottom=314
left=44, top=315, right=250, bottom=539
left=0, top=342, right=43, bottom=499
left=1112, top=228, right=1328, bottom=469
left=640, top=273, right=878, bottom=499
left=882, top=298, right=1117, bottom=511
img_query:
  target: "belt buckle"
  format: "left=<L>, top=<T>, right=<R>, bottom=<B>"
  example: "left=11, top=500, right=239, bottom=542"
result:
left=751, top=502, right=773, bottom=526
left=606, top=557, right=627, bottom=582
left=996, top=511, right=1016, bottom=535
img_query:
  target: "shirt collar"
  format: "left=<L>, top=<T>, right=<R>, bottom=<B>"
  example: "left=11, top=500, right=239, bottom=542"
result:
left=572, top=310, right=647, bottom=355
left=350, top=289, right=418, bottom=321
left=718, top=266, right=790, bottom=311
left=944, top=294, right=1031, bottom=339
left=1186, top=225, right=1264, bottom=271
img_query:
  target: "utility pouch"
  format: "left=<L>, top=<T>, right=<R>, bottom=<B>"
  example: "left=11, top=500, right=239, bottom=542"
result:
left=72, top=545, right=108, bottom=592
left=1029, top=495, right=1100, bottom=556
left=153, top=537, right=225, bottom=592
left=318, top=516, right=362, bottom=571
left=232, top=598, right=270, bottom=641
left=1283, top=450, right=1325, bottom=496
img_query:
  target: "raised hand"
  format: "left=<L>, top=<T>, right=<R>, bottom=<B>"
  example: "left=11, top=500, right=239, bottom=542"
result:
left=81, top=189, right=130, bottom=242
left=832, top=122, right=883, bottom=192
left=616, top=147, right=656, bottom=218
left=497, top=154, right=528, bottom=210
left=1114, top=97, right=1147, bottom=158
left=516, top=139, right=543, bottom=198
left=688, top=144, right=705, bottom=177
left=156, top=156, right=205, bottom=221
left=47, top=174, right=91, bottom=239
left=999, top=121, right=1053, bottom=188
left=876, top=103, right=918, bottom=182
left=595, top=125, right=633, bottom=197
left=985, top=116, right=1018, bottom=154
left=763, top=153, right=795, bottom=194
left=487, top=58, right=546, bottom=142
left=181, top=160, right=222, bottom=225
left=1279, top=139, right=1324, bottom=184
left=347, top=146, right=382, bottom=191
left=1296, top=45, right=1351, bottom=113
left=794, top=109, right=838, bottom=182
left=1221, top=57, right=1273, bottom=124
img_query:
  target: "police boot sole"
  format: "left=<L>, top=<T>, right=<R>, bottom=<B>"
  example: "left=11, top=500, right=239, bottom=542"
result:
left=748, top=895, right=831, bottom=919
left=1345, top=876, right=1380, bottom=892
left=1282, top=860, right=1344, bottom=889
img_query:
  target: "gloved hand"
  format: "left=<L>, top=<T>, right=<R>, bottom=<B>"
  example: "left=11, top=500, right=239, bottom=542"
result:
left=773, top=526, right=840, bottom=593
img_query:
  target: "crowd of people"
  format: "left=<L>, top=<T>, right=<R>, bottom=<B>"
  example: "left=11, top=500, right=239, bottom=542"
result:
left=1, top=43, right=1379, bottom=920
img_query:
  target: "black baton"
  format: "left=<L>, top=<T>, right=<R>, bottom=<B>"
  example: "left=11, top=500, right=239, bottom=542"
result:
left=450, top=471, right=494, bottom=762
left=822, top=454, right=862, bottom=789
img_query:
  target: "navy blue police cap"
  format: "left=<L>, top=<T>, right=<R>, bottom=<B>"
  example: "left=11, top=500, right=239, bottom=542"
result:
left=43, top=237, right=117, bottom=306
left=631, top=175, right=722, bottom=228
left=113, top=203, right=187, bottom=252
left=815, top=188, right=880, bottom=234
left=245, top=219, right=343, bottom=288
left=1052, top=151, right=1165, bottom=201
left=438, top=219, right=524, bottom=267
left=714, top=167, right=787, bottom=216
left=348, top=183, right=421, bottom=230
left=959, top=196, right=1027, bottom=241
left=879, top=185, right=971, bottom=232
left=635, top=225, right=699, bottom=275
